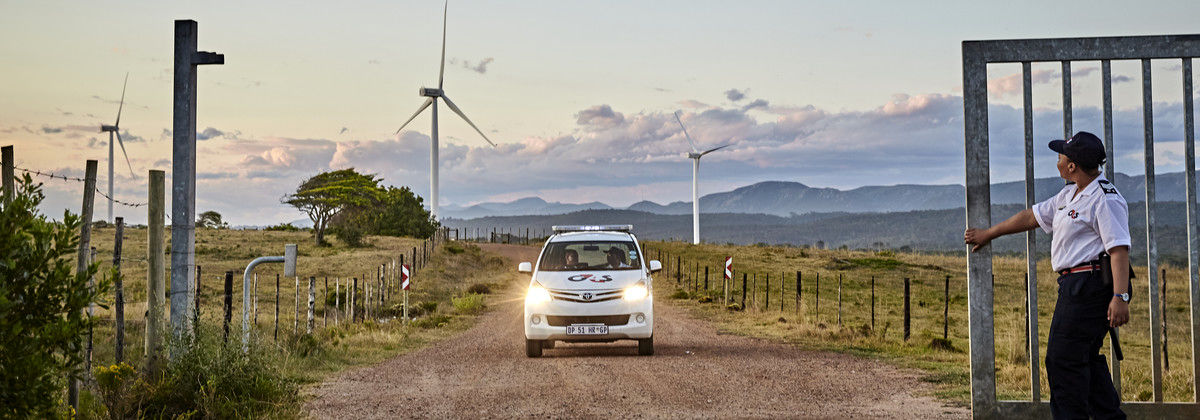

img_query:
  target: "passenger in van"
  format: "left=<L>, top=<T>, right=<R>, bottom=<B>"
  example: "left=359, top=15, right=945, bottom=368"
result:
left=604, top=247, right=630, bottom=269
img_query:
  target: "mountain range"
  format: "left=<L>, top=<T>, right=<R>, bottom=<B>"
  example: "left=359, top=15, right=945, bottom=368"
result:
left=440, top=171, right=1194, bottom=219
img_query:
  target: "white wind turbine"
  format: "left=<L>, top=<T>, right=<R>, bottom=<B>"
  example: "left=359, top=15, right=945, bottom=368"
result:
left=674, top=111, right=728, bottom=245
left=394, top=1, right=496, bottom=220
left=100, top=73, right=135, bottom=223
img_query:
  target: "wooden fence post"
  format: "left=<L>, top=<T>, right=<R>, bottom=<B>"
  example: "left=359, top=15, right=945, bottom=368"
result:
left=1163, top=268, right=1169, bottom=371
left=904, top=277, right=911, bottom=341
left=223, top=271, right=233, bottom=343
left=113, top=217, right=125, bottom=363
left=780, top=271, right=785, bottom=312
left=704, top=266, right=709, bottom=291
left=324, top=277, right=328, bottom=328
left=795, top=271, right=801, bottom=318
left=944, top=275, right=950, bottom=340
left=146, top=169, right=165, bottom=375
left=765, top=273, right=770, bottom=311
left=194, top=265, right=201, bottom=338
left=871, top=275, right=875, bottom=331
left=752, top=273, right=758, bottom=311
left=274, top=274, right=279, bottom=341
left=69, top=159, right=97, bottom=410
left=837, top=273, right=843, bottom=327
left=253, top=273, right=259, bottom=326
left=351, top=277, right=358, bottom=323
left=741, top=273, right=747, bottom=309
left=293, top=276, right=299, bottom=334
left=335, top=278, right=340, bottom=326
left=815, top=272, right=820, bottom=321
left=308, top=276, right=315, bottom=334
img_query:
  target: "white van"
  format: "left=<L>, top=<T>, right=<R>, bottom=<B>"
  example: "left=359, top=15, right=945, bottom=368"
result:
left=518, top=225, right=661, bottom=357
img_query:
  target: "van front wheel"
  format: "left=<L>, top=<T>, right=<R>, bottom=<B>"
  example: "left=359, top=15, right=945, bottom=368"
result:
left=637, top=337, right=654, bottom=356
left=525, top=339, right=543, bottom=357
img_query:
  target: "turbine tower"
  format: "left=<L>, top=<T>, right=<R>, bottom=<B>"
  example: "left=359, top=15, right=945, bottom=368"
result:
left=100, top=73, right=135, bottom=223
left=674, top=111, right=728, bottom=245
left=394, top=1, right=496, bottom=220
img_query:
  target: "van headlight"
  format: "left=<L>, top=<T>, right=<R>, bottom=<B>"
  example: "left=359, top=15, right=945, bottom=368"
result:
left=624, top=281, right=648, bottom=301
left=526, top=282, right=551, bottom=305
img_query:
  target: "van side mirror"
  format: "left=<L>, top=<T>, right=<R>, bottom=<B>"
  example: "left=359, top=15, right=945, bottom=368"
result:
left=648, top=260, right=662, bottom=273
left=518, top=262, right=533, bottom=273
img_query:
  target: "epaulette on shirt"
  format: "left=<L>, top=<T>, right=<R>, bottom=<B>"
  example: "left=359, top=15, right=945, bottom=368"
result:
left=1098, top=179, right=1120, bottom=195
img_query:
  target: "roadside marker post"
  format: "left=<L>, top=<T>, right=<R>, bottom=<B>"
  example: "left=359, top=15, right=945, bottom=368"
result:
left=724, top=257, right=732, bottom=304
left=401, top=264, right=411, bottom=324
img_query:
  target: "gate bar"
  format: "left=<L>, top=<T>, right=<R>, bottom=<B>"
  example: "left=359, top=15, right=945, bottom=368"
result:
left=1062, top=61, right=1073, bottom=139
left=1100, top=59, right=1122, bottom=395
left=1142, top=59, right=1165, bottom=402
left=1183, top=58, right=1200, bottom=404
left=1022, top=62, right=1041, bottom=402
left=963, top=50, right=997, bottom=414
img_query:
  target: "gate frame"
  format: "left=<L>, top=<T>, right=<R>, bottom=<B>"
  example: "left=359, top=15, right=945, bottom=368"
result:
left=963, top=34, right=1200, bottom=418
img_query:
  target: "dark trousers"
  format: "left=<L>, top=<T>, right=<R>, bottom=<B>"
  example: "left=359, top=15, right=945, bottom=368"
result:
left=1046, top=271, right=1125, bottom=419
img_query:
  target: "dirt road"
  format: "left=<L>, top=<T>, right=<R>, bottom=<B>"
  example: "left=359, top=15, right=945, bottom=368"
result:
left=306, top=243, right=967, bottom=418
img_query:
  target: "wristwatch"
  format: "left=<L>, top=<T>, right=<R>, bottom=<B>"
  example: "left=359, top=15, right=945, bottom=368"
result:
left=1114, top=293, right=1130, bottom=302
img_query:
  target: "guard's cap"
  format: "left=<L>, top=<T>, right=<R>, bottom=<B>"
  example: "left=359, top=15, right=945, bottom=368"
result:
left=1049, top=131, right=1106, bottom=167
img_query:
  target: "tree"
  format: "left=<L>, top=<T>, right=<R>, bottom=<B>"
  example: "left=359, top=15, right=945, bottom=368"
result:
left=0, top=175, right=106, bottom=417
left=197, top=210, right=227, bottom=229
left=368, top=186, right=438, bottom=238
left=282, top=169, right=381, bottom=245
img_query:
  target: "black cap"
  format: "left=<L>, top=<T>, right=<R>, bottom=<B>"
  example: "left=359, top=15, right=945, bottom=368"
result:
left=1049, top=131, right=1106, bottom=167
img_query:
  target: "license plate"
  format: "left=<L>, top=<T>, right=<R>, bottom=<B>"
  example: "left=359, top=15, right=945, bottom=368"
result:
left=566, top=324, right=608, bottom=335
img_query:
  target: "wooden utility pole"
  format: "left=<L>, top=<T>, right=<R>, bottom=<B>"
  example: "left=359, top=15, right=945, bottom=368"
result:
left=113, top=217, right=126, bottom=362
left=69, top=160, right=97, bottom=410
left=1, top=145, right=13, bottom=202
left=146, top=170, right=166, bottom=375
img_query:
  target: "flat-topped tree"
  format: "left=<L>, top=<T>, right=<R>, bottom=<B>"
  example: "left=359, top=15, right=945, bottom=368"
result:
left=283, top=168, right=381, bottom=245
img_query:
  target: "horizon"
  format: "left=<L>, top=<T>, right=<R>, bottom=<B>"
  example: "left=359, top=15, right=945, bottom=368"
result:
left=3, top=1, right=1198, bottom=225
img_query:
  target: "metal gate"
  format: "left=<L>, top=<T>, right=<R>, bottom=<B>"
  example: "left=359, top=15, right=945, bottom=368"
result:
left=963, top=35, right=1200, bottom=418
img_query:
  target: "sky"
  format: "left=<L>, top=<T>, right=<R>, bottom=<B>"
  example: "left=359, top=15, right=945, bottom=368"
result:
left=2, top=0, right=1199, bottom=225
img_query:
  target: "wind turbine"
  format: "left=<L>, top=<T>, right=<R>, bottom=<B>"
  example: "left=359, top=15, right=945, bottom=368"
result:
left=674, top=111, right=728, bottom=245
left=100, top=73, right=135, bottom=223
left=394, top=1, right=496, bottom=220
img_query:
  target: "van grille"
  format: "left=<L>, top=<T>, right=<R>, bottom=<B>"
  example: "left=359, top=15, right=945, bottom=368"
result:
left=546, top=315, right=630, bottom=327
left=548, top=288, right=623, bottom=303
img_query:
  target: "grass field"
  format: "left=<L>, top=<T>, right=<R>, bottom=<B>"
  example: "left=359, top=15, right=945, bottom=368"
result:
left=73, top=226, right=513, bottom=417
left=642, top=240, right=1196, bottom=405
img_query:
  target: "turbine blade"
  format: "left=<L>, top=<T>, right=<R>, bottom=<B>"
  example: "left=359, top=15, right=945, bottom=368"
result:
left=394, top=98, right=435, bottom=135
left=673, top=111, right=698, bottom=152
left=114, top=72, right=129, bottom=127
left=440, top=95, right=496, bottom=147
left=438, top=0, right=448, bottom=89
left=700, top=144, right=730, bottom=157
left=115, top=131, right=135, bottom=177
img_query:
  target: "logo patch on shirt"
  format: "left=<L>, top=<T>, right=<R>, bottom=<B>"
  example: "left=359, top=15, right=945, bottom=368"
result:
left=1068, top=210, right=1079, bottom=219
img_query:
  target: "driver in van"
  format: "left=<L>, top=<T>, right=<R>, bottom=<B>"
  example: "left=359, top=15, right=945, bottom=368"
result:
left=605, top=247, right=630, bottom=269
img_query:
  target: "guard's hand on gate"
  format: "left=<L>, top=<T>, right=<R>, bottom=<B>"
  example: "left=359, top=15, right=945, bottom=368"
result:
left=1108, top=299, right=1129, bottom=328
left=963, top=228, right=990, bottom=252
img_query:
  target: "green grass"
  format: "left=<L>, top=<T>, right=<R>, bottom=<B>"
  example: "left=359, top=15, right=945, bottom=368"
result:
left=644, top=240, right=1196, bottom=406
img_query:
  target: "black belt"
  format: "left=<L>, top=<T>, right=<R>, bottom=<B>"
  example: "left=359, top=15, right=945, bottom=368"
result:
left=1058, top=260, right=1101, bottom=276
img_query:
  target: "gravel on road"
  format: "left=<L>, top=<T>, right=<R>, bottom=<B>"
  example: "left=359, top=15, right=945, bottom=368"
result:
left=305, top=243, right=967, bottom=418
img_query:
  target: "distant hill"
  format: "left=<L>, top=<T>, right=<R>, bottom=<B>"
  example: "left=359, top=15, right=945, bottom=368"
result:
left=441, top=202, right=1192, bottom=266
left=443, top=171, right=1190, bottom=218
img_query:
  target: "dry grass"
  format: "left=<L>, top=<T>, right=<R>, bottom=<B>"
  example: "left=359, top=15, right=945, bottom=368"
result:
left=644, top=240, right=1196, bottom=405
left=75, top=226, right=513, bottom=416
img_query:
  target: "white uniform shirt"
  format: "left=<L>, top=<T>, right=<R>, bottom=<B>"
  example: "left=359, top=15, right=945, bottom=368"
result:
left=1032, top=174, right=1132, bottom=272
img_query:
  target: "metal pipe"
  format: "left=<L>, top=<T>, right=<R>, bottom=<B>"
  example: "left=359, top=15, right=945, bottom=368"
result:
left=1101, top=58, right=1121, bottom=393
left=242, top=255, right=284, bottom=352
left=1181, top=57, right=1199, bottom=403
left=1142, top=58, right=1164, bottom=402
left=962, top=44, right=997, bottom=414
left=1021, top=62, right=1041, bottom=402
left=692, top=158, right=700, bottom=244
left=1062, top=61, right=1072, bottom=140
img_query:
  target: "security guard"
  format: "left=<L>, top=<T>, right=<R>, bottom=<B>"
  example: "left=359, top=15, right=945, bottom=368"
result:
left=965, top=131, right=1130, bottom=419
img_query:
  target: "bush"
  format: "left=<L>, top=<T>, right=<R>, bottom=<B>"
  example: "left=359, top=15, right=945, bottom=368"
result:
left=451, top=294, right=487, bottom=315
left=466, top=283, right=492, bottom=294
left=726, top=303, right=743, bottom=311
left=445, top=243, right=465, bottom=255
left=0, top=175, right=105, bottom=417
left=264, top=222, right=301, bottom=232
left=670, top=290, right=690, bottom=299
left=417, top=301, right=439, bottom=314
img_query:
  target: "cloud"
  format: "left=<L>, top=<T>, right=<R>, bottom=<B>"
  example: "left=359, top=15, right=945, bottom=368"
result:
left=742, top=99, right=769, bottom=111
left=677, top=99, right=710, bottom=109
left=117, top=129, right=147, bottom=143
left=988, top=67, right=1134, bottom=98
left=725, top=88, right=747, bottom=102
left=41, top=126, right=63, bottom=134
left=197, top=127, right=225, bottom=141
left=451, top=57, right=494, bottom=74
left=575, top=105, right=625, bottom=130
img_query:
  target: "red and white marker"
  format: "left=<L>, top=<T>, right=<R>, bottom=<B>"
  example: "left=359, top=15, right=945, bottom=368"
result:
left=724, top=256, right=733, bottom=280
left=401, top=264, right=411, bottom=290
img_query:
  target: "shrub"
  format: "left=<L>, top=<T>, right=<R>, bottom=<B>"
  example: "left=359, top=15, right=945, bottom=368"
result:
left=669, top=289, right=690, bottom=299
left=142, top=334, right=298, bottom=418
left=725, top=303, right=743, bottom=311
left=264, top=222, right=301, bottom=232
left=413, top=314, right=452, bottom=329
left=696, top=295, right=713, bottom=303
left=417, top=301, right=439, bottom=314
left=0, top=175, right=105, bottom=417
left=452, top=294, right=487, bottom=315
left=445, top=243, right=465, bottom=255
left=466, top=283, right=491, bottom=294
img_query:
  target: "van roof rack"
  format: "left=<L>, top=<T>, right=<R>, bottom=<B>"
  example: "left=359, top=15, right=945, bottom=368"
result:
left=551, top=225, right=633, bottom=233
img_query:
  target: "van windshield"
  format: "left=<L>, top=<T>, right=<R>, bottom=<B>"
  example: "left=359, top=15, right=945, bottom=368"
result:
left=538, top=241, right=641, bottom=271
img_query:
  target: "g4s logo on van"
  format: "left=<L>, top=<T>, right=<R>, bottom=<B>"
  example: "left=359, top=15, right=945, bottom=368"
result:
left=567, top=274, right=614, bottom=283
